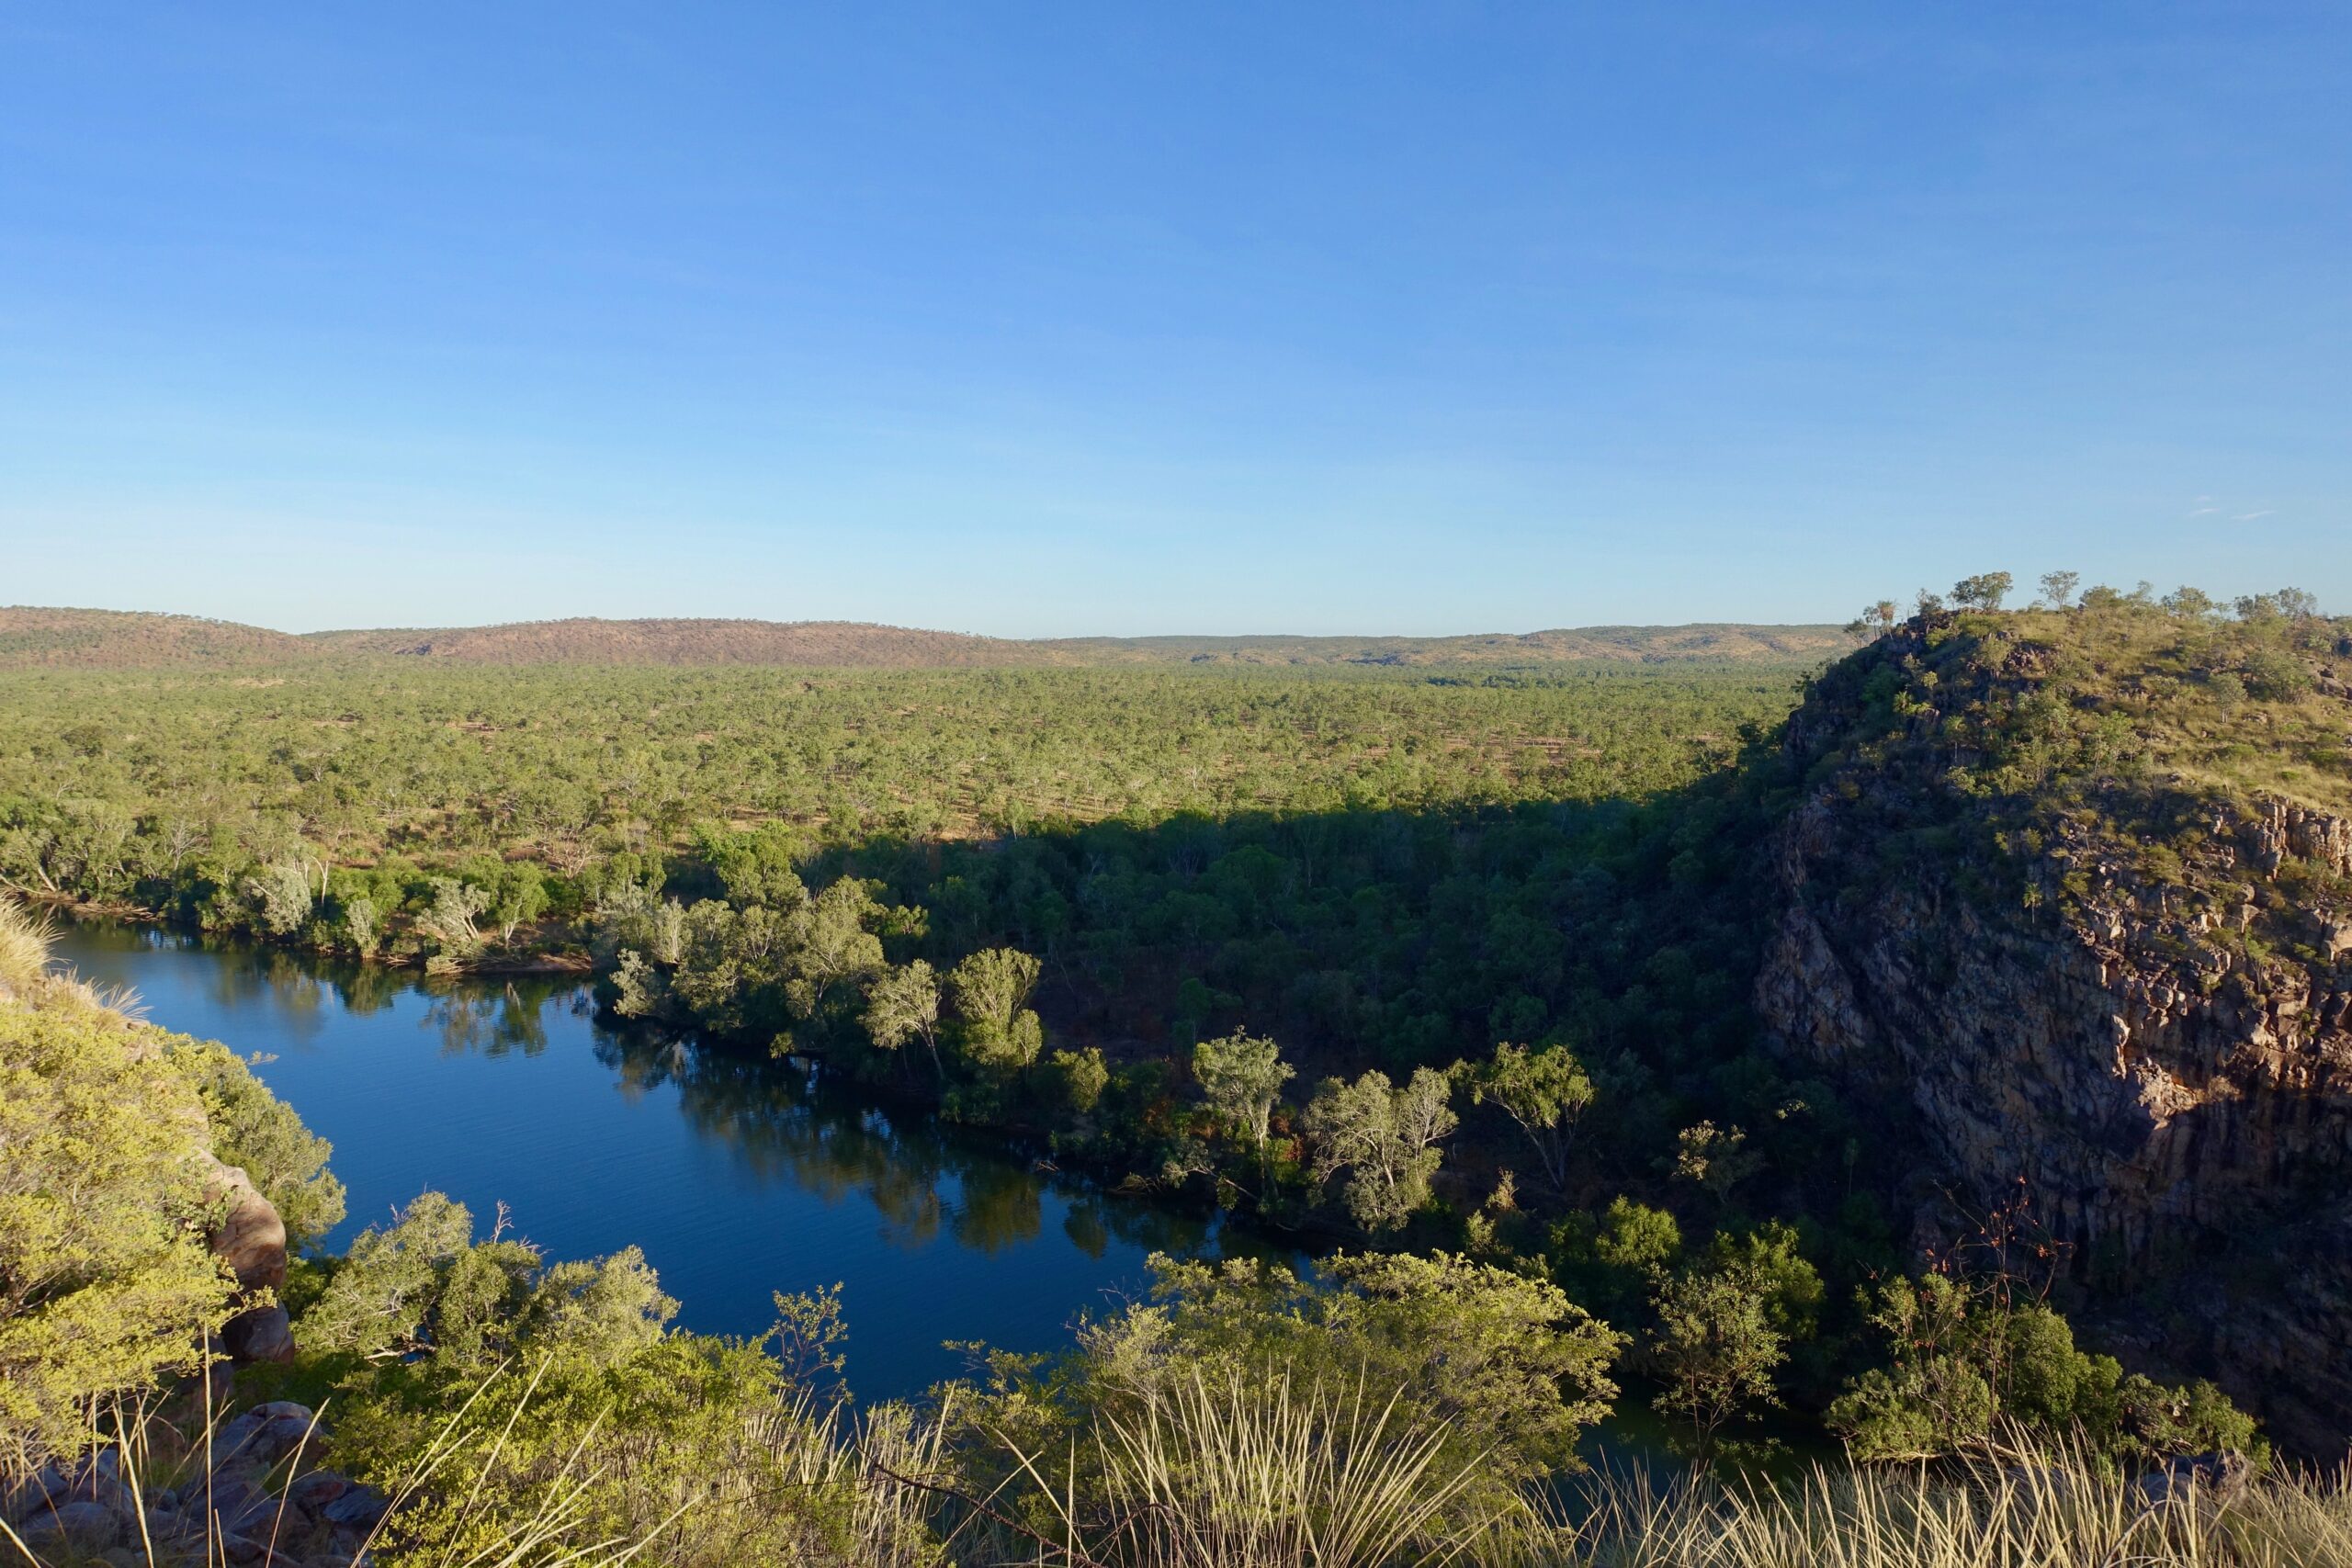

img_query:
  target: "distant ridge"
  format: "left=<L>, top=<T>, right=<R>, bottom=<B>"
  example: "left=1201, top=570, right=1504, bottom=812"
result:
left=1042, top=624, right=1858, bottom=666
left=0, top=606, right=314, bottom=668
left=0, top=607, right=1860, bottom=671
left=305, top=617, right=1033, bottom=668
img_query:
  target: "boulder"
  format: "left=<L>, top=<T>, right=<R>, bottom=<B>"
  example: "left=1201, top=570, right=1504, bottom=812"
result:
left=209, top=1403, right=318, bottom=1470
left=206, top=1167, right=288, bottom=1293
left=4, top=1463, right=69, bottom=1521
left=221, top=1303, right=297, bottom=1364
left=2136, top=1450, right=2252, bottom=1508
left=321, top=1483, right=389, bottom=1529
left=17, top=1498, right=121, bottom=1551
left=286, top=1471, right=349, bottom=1512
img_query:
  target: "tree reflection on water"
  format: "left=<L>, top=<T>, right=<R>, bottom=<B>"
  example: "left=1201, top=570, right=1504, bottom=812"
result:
left=420, top=977, right=571, bottom=1058
left=61, top=919, right=1286, bottom=1290
left=589, top=1025, right=1223, bottom=1264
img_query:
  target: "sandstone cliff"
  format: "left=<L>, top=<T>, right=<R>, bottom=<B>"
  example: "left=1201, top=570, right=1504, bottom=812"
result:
left=1757, top=606, right=2352, bottom=1454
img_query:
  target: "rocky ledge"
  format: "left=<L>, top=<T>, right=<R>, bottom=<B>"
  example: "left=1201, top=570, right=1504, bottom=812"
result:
left=3, top=1403, right=387, bottom=1568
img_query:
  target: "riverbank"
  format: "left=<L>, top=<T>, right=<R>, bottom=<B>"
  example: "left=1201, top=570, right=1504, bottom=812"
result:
left=46, top=918, right=1273, bottom=1398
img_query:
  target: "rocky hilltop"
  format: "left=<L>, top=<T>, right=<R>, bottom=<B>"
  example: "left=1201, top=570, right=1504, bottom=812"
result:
left=1757, top=598, right=2352, bottom=1453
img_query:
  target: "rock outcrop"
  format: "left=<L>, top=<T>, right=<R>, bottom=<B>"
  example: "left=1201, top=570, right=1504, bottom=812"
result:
left=206, top=1162, right=296, bottom=1366
left=1757, top=615, right=2352, bottom=1455
left=1, top=1402, right=387, bottom=1567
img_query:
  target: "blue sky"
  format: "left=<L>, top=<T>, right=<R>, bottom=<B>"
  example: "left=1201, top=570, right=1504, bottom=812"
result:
left=1, top=4, right=2345, bottom=634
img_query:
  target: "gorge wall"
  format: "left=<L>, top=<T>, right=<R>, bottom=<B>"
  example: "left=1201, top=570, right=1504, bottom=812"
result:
left=1756, top=614, right=2352, bottom=1455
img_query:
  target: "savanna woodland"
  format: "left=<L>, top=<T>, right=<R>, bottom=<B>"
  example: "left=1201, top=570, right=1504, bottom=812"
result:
left=6, top=581, right=2352, bottom=1566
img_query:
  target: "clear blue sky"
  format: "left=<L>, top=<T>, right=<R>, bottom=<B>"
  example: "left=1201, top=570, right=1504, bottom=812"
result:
left=2, top=4, right=2344, bottom=635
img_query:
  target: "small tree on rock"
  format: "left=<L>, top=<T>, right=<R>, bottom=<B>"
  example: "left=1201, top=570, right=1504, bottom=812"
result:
left=1951, top=571, right=2014, bottom=611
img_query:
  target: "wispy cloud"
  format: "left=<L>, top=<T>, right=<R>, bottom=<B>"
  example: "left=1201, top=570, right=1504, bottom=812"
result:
left=2188, top=494, right=2219, bottom=517
left=2232, top=509, right=2276, bottom=523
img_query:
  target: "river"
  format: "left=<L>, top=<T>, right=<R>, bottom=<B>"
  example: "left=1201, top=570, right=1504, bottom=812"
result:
left=52, top=919, right=1270, bottom=1403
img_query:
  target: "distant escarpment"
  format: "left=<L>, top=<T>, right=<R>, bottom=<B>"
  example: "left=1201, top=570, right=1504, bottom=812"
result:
left=1757, top=601, right=2352, bottom=1453
left=0, top=606, right=314, bottom=668
left=0, top=604, right=1859, bottom=670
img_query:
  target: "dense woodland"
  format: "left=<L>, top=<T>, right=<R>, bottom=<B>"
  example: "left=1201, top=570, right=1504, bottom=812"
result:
left=9, top=581, right=2351, bottom=1564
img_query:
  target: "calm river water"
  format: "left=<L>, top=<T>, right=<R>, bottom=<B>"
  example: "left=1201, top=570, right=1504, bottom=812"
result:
left=53, top=920, right=1267, bottom=1402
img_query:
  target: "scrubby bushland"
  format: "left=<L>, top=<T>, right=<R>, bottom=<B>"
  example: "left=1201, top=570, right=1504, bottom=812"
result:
left=7, top=574, right=2345, bottom=1502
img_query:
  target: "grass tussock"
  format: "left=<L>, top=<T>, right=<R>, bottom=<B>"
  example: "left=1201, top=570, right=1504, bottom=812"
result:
left=6, top=1358, right=2349, bottom=1567
left=911, top=1383, right=2352, bottom=1568
left=0, top=897, right=141, bottom=1019
left=0, top=899, right=55, bottom=998
left=1539, top=1458, right=2352, bottom=1568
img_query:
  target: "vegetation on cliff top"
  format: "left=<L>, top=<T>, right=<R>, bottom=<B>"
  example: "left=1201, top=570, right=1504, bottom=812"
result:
left=1807, top=580, right=2352, bottom=960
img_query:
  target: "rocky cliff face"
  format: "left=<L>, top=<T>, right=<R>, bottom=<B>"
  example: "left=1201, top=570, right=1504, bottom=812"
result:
left=1757, top=613, right=2352, bottom=1455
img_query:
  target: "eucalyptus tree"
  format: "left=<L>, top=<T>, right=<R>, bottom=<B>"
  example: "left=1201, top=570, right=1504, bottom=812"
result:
left=1457, top=1042, right=1594, bottom=1193
left=946, top=947, right=1045, bottom=1070
left=1190, top=1028, right=1293, bottom=1146
left=864, top=958, right=942, bottom=1075
left=1302, top=1066, right=1457, bottom=1232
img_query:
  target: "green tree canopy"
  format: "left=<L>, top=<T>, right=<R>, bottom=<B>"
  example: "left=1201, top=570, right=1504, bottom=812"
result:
left=1191, top=1028, right=1293, bottom=1146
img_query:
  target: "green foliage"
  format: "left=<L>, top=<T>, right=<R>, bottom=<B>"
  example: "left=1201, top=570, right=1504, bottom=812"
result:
left=304, top=1190, right=677, bottom=1371
left=0, top=661, right=1803, bottom=939
left=1190, top=1028, right=1293, bottom=1146
left=1951, top=572, right=2015, bottom=611
left=1458, top=1041, right=1594, bottom=1190
left=967, top=1249, right=1623, bottom=1493
left=1549, top=1195, right=1684, bottom=1322
left=166, top=1035, right=346, bottom=1249
left=1669, top=1119, right=1761, bottom=1206
left=1702, top=1220, right=1825, bottom=1341
left=602, top=875, right=901, bottom=1045
left=1040, top=1045, right=1110, bottom=1115
left=1303, top=1067, right=1457, bottom=1232
left=862, top=957, right=942, bottom=1067
left=332, top=1334, right=895, bottom=1568
left=946, top=946, right=1046, bottom=1070
left=241, top=857, right=318, bottom=936
left=1649, top=1265, right=1784, bottom=1468
left=1826, top=1274, right=2266, bottom=1470
left=0, top=998, right=239, bottom=1464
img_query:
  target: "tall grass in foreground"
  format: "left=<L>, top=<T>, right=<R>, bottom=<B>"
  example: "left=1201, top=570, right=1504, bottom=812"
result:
left=8, top=1371, right=2350, bottom=1567
left=933, top=1376, right=2352, bottom=1568
left=0, top=1378, right=674, bottom=1568
left=1538, top=1458, right=2352, bottom=1568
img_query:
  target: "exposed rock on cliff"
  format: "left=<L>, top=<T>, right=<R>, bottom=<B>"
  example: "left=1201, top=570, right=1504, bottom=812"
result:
left=207, top=1159, right=296, bottom=1364
left=1757, top=606, right=2352, bottom=1454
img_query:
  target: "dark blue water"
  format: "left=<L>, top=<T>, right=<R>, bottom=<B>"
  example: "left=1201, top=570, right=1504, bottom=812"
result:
left=52, top=921, right=1253, bottom=1401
